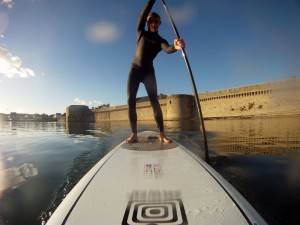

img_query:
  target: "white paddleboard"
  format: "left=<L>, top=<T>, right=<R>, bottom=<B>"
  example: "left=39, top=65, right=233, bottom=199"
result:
left=46, top=131, right=267, bottom=225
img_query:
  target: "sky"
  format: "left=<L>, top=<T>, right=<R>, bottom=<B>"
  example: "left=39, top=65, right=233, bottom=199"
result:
left=0, top=0, right=299, bottom=114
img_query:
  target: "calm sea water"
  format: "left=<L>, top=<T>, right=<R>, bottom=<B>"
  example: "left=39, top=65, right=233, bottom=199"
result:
left=0, top=117, right=299, bottom=225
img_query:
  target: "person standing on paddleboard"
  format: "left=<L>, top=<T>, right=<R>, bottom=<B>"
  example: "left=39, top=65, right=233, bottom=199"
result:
left=125, top=0, right=185, bottom=144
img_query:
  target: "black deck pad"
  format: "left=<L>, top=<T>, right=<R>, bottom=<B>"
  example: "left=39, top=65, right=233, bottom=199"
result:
left=121, top=134, right=178, bottom=151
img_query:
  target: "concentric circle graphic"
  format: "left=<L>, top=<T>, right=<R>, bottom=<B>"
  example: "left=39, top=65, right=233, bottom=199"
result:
left=122, top=199, right=187, bottom=225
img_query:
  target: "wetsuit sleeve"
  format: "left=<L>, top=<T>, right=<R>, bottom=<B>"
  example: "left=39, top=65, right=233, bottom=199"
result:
left=137, top=0, right=156, bottom=37
left=161, top=40, right=177, bottom=54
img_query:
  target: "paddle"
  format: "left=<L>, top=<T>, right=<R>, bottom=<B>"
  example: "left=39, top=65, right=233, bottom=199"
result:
left=160, top=0, right=210, bottom=163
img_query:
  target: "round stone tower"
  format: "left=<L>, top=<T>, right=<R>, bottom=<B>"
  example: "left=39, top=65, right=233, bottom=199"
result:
left=166, top=94, right=194, bottom=120
left=66, top=105, right=92, bottom=122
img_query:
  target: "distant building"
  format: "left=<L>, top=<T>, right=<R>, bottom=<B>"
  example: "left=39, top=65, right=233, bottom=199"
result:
left=0, top=112, right=63, bottom=122
left=0, top=113, right=8, bottom=121
left=53, top=113, right=62, bottom=121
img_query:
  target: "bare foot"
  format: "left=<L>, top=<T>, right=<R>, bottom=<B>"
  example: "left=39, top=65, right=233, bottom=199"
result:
left=159, top=133, right=172, bottom=143
left=125, top=133, right=138, bottom=144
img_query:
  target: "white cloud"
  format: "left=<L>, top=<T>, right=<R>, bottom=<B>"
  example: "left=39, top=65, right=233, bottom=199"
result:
left=86, top=21, right=121, bottom=44
left=1, top=0, right=14, bottom=8
left=0, top=46, right=35, bottom=79
left=74, top=98, right=103, bottom=107
left=74, top=98, right=86, bottom=105
left=170, top=4, right=198, bottom=24
left=1, top=0, right=39, bottom=9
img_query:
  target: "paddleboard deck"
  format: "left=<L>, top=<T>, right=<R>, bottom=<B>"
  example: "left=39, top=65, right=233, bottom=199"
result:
left=47, top=131, right=267, bottom=225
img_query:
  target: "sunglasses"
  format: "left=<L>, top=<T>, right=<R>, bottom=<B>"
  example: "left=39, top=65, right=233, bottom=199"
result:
left=147, top=19, right=160, bottom=24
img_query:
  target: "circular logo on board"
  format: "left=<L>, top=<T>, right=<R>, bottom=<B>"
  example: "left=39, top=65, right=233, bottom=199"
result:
left=122, top=199, right=188, bottom=225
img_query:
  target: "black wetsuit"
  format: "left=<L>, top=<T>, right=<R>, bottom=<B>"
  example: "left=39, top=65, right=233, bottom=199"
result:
left=127, top=0, right=177, bottom=133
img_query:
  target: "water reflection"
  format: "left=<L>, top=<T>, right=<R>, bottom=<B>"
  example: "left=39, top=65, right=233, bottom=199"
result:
left=62, top=116, right=296, bottom=154
left=65, top=120, right=202, bottom=137
left=65, top=122, right=107, bottom=137
left=287, top=156, right=300, bottom=189
left=204, top=116, right=300, bottom=158
left=165, top=120, right=200, bottom=132
left=0, top=159, right=38, bottom=198
left=201, top=116, right=300, bottom=225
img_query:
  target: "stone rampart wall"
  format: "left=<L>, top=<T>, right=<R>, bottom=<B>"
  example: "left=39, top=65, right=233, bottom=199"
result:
left=66, top=77, right=300, bottom=122
left=200, top=76, right=300, bottom=118
left=93, top=99, right=168, bottom=122
left=92, top=95, right=196, bottom=122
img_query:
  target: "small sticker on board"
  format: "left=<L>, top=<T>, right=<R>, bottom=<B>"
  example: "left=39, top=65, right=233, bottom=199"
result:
left=144, top=163, right=162, bottom=179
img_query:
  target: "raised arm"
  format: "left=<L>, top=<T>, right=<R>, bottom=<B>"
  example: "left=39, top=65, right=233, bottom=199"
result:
left=137, top=0, right=156, bottom=34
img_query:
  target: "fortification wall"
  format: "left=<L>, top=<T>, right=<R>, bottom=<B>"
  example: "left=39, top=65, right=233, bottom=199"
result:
left=200, top=76, right=300, bottom=118
left=93, top=100, right=167, bottom=121
left=66, top=77, right=300, bottom=122
left=92, top=95, right=194, bottom=122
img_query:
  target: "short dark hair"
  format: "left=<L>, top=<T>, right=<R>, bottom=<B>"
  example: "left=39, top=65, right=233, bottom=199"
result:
left=148, top=12, right=161, bottom=20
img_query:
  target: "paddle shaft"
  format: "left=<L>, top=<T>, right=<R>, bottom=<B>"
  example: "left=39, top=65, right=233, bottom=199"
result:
left=161, top=0, right=209, bottom=163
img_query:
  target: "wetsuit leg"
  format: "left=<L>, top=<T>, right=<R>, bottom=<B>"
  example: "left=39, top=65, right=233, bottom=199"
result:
left=143, top=68, right=164, bottom=132
left=127, top=66, right=141, bottom=133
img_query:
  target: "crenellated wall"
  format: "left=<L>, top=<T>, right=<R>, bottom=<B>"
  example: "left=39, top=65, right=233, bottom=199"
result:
left=66, top=77, right=300, bottom=122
